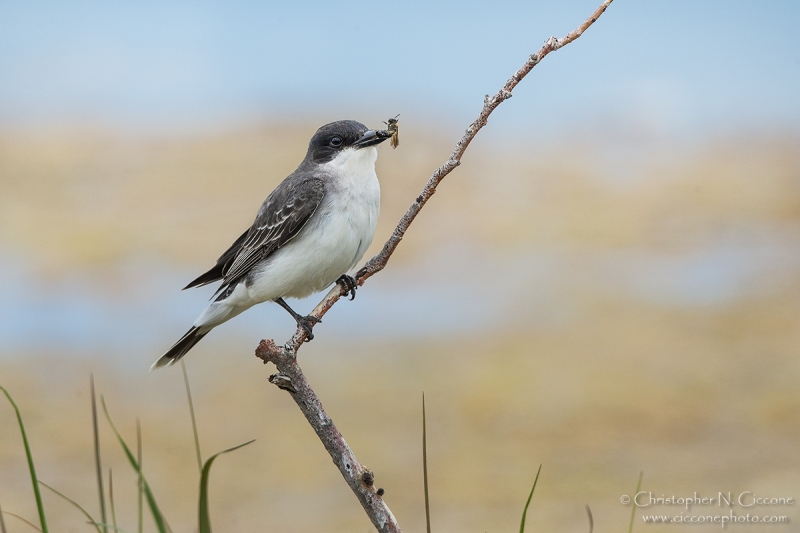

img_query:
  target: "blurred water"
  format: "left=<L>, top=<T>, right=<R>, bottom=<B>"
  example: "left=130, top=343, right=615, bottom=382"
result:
left=2, top=232, right=797, bottom=360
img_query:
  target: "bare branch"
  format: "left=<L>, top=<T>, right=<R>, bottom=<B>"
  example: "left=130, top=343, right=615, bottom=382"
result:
left=255, top=340, right=401, bottom=533
left=255, top=1, right=614, bottom=531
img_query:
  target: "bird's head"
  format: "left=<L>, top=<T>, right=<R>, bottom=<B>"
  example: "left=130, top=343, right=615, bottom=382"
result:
left=306, top=120, right=391, bottom=164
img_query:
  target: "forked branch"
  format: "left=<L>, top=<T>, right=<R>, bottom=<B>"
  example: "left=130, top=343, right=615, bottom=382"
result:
left=256, top=2, right=614, bottom=532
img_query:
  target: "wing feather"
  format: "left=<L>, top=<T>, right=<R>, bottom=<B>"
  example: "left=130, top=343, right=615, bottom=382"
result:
left=183, top=176, right=325, bottom=295
left=183, top=229, right=249, bottom=289
left=218, top=177, right=325, bottom=292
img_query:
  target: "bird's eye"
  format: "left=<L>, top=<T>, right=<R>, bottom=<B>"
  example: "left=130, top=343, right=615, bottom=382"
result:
left=330, top=136, right=343, bottom=147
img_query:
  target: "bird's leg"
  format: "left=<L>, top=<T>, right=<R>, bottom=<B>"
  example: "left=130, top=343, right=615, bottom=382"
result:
left=275, top=297, right=320, bottom=341
left=337, top=275, right=357, bottom=300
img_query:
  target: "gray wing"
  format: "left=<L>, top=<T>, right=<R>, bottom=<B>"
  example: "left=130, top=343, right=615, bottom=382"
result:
left=183, top=229, right=249, bottom=290
left=197, top=176, right=325, bottom=295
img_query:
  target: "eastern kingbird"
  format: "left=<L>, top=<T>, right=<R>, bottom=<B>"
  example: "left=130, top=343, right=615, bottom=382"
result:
left=152, top=120, right=391, bottom=369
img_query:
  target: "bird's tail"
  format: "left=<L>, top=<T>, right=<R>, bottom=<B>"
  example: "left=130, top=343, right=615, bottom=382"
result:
left=151, top=326, right=208, bottom=370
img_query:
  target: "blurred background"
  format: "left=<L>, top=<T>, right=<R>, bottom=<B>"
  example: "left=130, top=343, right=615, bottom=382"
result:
left=1, top=1, right=799, bottom=531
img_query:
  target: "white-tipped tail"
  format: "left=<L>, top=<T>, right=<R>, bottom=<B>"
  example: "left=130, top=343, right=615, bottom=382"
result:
left=151, top=326, right=209, bottom=370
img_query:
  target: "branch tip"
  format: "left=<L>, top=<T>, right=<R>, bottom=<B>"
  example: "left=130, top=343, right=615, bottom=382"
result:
left=255, top=338, right=283, bottom=364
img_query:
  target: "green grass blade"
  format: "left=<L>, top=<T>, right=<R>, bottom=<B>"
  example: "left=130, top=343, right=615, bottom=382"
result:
left=39, top=481, right=102, bottom=533
left=518, top=464, right=542, bottom=533
left=136, top=419, right=143, bottom=533
left=627, top=471, right=643, bottom=533
left=0, top=386, right=49, bottom=533
left=198, top=440, right=255, bottom=533
left=585, top=504, right=593, bottom=533
left=0, top=500, right=8, bottom=533
left=109, top=469, right=118, bottom=533
left=181, top=361, right=203, bottom=474
left=90, top=375, right=109, bottom=533
left=2, top=511, right=42, bottom=532
left=100, top=397, right=170, bottom=533
left=422, top=393, right=431, bottom=533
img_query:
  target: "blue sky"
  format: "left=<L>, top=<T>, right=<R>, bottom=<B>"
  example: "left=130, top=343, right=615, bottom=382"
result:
left=1, top=0, right=799, bottom=137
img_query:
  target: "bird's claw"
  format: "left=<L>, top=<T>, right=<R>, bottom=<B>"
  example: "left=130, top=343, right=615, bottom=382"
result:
left=297, top=315, right=320, bottom=342
left=337, top=275, right=357, bottom=300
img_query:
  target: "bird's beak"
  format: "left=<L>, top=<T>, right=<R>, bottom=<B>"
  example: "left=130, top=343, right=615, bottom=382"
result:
left=353, top=129, right=390, bottom=149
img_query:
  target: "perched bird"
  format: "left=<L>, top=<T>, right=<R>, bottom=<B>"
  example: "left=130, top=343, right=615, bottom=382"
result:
left=152, top=120, right=391, bottom=369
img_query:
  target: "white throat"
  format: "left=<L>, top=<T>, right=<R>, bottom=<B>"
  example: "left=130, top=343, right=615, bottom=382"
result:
left=321, top=146, right=378, bottom=184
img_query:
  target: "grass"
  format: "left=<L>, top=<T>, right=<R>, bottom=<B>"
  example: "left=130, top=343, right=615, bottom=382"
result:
left=0, top=385, right=48, bottom=533
left=422, top=394, right=549, bottom=533
left=182, top=361, right=203, bottom=475
left=585, top=505, right=593, bottom=533
left=91, top=374, right=108, bottom=533
left=38, top=481, right=101, bottom=533
left=2, top=510, right=41, bottom=532
left=109, top=469, right=118, bottom=533
left=3, top=378, right=616, bottom=531
left=1, top=373, right=258, bottom=533
left=628, top=472, right=643, bottom=533
left=136, top=419, right=143, bottom=533
left=422, top=393, right=431, bottom=533
left=101, top=395, right=169, bottom=533
left=519, top=464, right=542, bottom=533
left=198, top=440, right=255, bottom=533
left=0, top=500, right=7, bottom=533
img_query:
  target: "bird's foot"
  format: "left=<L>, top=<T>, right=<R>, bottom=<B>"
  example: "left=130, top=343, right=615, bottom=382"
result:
left=275, top=297, right=321, bottom=342
left=337, top=275, right=357, bottom=300
left=296, top=315, right=321, bottom=341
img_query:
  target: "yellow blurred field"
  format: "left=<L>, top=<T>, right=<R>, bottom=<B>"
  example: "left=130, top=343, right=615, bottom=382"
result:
left=1, top=123, right=798, bottom=532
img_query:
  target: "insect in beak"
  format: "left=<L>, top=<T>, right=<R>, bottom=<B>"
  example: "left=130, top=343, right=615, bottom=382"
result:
left=383, top=114, right=400, bottom=149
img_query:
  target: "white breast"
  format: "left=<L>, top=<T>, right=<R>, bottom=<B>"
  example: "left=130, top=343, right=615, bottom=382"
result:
left=320, top=145, right=381, bottom=262
left=245, top=146, right=381, bottom=302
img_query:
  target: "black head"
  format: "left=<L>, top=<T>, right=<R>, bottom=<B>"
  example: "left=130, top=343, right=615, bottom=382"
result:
left=306, top=120, right=390, bottom=164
